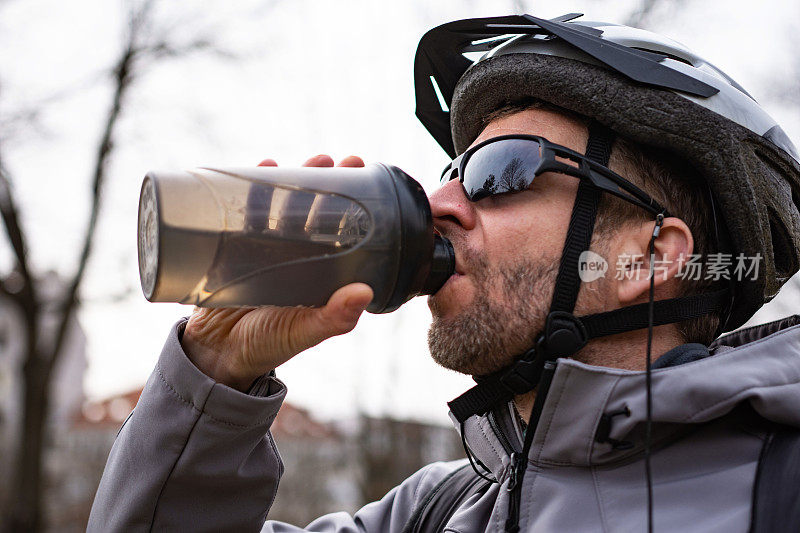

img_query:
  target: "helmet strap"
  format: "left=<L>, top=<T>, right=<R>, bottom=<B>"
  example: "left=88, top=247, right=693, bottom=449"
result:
left=447, top=122, right=729, bottom=423
left=448, top=121, right=612, bottom=418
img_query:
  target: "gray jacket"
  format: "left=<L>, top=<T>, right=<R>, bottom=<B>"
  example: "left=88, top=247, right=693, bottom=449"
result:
left=88, top=318, right=800, bottom=532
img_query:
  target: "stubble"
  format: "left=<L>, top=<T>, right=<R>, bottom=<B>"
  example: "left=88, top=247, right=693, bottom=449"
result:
left=427, top=247, right=558, bottom=376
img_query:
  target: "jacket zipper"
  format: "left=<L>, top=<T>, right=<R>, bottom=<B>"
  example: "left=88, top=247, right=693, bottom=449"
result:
left=488, top=409, right=518, bottom=456
left=505, top=361, right=557, bottom=533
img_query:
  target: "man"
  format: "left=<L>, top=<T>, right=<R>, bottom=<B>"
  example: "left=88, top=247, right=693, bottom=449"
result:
left=89, top=14, right=800, bottom=532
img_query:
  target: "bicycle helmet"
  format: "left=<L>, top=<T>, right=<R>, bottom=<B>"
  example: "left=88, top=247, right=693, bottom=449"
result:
left=415, top=13, right=800, bottom=333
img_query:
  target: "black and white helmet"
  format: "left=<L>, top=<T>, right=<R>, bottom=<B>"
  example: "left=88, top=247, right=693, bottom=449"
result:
left=415, top=13, right=800, bottom=331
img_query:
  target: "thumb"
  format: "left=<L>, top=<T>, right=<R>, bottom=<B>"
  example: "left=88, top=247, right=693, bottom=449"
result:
left=305, top=283, right=373, bottom=344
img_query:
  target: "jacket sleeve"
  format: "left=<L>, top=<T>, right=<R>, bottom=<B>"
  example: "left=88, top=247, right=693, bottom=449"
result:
left=261, top=460, right=464, bottom=532
left=88, top=319, right=462, bottom=533
left=88, top=319, right=287, bottom=532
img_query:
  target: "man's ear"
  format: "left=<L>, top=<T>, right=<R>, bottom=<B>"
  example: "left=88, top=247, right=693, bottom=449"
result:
left=617, top=217, right=694, bottom=304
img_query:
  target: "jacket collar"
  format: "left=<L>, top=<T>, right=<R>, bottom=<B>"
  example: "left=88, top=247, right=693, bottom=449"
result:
left=453, top=316, right=800, bottom=481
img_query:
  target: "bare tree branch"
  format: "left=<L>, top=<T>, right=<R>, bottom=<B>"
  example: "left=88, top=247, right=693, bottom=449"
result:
left=4, top=2, right=149, bottom=530
left=0, top=70, right=109, bottom=143
left=46, top=12, right=140, bottom=377
left=0, top=159, right=34, bottom=309
left=143, top=37, right=240, bottom=61
left=0, top=166, right=27, bottom=276
left=46, top=0, right=235, bottom=369
left=2, top=0, right=252, bottom=528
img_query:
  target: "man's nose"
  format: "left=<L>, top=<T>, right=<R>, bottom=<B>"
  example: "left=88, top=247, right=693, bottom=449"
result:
left=429, top=178, right=477, bottom=232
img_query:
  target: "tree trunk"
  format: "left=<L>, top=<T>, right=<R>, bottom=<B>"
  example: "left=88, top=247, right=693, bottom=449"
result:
left=6, top=347, right=50, bottom=533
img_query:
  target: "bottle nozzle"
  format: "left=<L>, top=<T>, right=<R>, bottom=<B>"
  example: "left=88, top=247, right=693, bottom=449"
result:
left=422, top=235, right=455, bottom=295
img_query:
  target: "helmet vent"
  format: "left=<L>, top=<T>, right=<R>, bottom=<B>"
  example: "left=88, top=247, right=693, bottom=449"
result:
left=631, top=47, right=694, bottom=67
left=429, top=76, right=450, bottom=112
left=767, top=207, right=797, bottom=281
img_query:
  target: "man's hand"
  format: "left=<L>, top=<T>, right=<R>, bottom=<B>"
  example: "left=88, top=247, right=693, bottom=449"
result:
left=181, top=154, right=373, bottom=391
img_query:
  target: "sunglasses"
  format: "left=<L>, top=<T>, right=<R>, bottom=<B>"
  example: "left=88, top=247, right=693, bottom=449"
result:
left=440, top=135, right=669, bottom=217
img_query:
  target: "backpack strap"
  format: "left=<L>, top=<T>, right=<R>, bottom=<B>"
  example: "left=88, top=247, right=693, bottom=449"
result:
left=750, top=425, right=800, bottom=533
left=402, top=463, right=492, bottom=533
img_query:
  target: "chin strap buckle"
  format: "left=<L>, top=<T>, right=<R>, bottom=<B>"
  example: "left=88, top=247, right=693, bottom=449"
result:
left=498, top=313, right=588, bottom=396
left=542, top=311, right=588, bottom=358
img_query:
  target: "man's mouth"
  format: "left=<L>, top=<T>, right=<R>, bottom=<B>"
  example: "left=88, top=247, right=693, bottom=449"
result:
left=443, top=251, right=466, bottom=290
left=455, top=257, right=465, bottom=276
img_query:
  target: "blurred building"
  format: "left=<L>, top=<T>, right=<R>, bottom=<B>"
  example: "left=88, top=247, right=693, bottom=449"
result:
left=44, top=389, right=137, bottom=531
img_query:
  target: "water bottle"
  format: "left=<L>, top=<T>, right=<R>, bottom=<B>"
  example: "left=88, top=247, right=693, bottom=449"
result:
left=137, top=163, right=455, bottom=313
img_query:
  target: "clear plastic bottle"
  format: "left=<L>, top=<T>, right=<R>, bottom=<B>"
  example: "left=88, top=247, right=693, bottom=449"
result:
left=137, top=164, right=454, bottom=313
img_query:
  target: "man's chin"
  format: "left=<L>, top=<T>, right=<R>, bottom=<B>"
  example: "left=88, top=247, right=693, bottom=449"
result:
left=427, top=312, right=514, bottom=377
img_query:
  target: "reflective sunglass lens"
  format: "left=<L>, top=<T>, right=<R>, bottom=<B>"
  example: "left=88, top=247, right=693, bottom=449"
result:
left=461, top=139, right=543, bottom=200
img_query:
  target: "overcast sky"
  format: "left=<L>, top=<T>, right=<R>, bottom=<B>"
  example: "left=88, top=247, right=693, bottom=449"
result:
left=2, top=0, right=799, bottom=424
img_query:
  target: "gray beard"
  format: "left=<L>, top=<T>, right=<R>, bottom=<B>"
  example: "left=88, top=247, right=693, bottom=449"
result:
left=427, top=249, right=558, bottom=376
